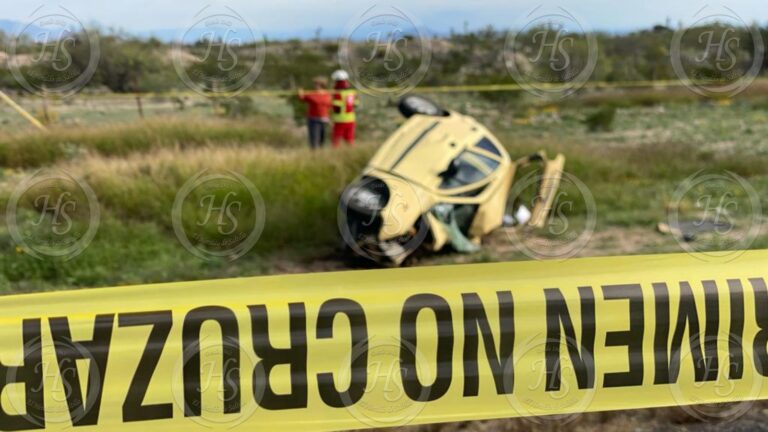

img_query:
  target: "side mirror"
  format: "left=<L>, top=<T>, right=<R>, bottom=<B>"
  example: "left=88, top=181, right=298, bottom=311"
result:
left=398, top=96, right=449, bottom=118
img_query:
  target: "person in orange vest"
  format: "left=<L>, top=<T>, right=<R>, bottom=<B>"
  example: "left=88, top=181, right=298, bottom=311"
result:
left=330, top=70, right=358, bottom=148
left=298, top=77, right=332, bottom=149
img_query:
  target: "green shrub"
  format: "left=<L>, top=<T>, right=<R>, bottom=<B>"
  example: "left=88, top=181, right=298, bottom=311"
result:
left=584, top=106, right=617, bottom=132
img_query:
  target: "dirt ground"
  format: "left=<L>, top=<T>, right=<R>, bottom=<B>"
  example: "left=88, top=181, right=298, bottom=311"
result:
left=381, top=401, right=768, bottom=432
left=265, top=224, right=741, bottom=275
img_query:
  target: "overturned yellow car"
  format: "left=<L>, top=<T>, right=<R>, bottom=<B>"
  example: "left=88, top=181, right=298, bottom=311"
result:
left=338, top=96, right=565, bottom=265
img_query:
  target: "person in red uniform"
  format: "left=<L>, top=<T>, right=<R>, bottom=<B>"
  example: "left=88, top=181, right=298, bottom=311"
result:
left=330, top=70, right=358, bottom=148
left=297, top=77, right=332, bottom=149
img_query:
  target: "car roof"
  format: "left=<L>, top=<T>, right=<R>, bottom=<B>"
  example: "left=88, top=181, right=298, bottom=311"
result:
left=366, top=112, right=508, bottom=188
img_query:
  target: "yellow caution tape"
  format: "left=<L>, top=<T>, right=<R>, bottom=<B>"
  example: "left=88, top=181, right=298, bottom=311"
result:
left=2, top=250, right=768, bottom=430
left=0, top=90, right=47, bottom=131
left=43, top=77, right=765, bottom=100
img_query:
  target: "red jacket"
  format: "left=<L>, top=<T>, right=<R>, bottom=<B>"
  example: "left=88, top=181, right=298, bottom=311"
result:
left=299, top=91, right=332, bottom=120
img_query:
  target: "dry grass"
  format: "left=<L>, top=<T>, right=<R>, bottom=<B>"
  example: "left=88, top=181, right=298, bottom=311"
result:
left=0, top=115, right=303, bottom=168
left=1, top=142, right=375, bottom=248
left=3, top=99, right=768, bottom=291
left=0, top=142, right=374, bottom=291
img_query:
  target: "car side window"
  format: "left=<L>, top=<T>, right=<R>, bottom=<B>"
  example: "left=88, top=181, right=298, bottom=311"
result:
left=475, top=137, right=502, bottom=157
left=470, top=151, right=501, bottom=171
left=439, top=151, right=498, bottom=189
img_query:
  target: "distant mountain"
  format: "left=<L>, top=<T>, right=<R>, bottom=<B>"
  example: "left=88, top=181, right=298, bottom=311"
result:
left=136, top=27, right=346, bottom=43
left=0, top=19, right=24, bottom=35
left=0, top=19, right=52, bottom=38
left=0, top=19, right=345, bottom=42
left=0, top=18, right=443, bottom=43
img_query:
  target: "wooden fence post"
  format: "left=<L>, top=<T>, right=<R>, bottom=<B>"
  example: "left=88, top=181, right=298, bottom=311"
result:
left=135, top=95, right=145, bottom=119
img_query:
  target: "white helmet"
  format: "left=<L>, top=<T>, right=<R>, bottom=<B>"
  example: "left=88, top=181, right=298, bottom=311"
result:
left=331, top=69, right=350, bottom=82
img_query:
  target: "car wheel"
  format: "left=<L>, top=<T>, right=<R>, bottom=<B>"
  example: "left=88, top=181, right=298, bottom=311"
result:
left=398, top=96, right=448, bottom=118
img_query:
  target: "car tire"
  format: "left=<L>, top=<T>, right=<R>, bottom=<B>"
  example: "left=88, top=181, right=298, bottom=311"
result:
left=398, top=96, right=448, bottom=118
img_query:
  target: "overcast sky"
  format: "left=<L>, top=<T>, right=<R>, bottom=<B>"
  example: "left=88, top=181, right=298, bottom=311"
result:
left=4, top=0, right=768, bottom=37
